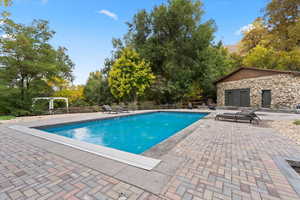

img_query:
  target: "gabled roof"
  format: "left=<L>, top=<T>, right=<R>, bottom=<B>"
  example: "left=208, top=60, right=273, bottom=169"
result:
left=214, top=67, right=300, bottom=84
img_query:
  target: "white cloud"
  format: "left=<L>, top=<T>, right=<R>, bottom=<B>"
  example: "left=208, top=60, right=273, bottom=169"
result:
left=1, top=34, right=13, bottom=40
left=98, top=9, right=118, bottom=20
left=235, top=24, right=254, bottom=35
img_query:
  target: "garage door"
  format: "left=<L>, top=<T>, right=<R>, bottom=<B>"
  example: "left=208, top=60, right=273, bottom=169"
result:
left=225, top=88, right=250, bottom=107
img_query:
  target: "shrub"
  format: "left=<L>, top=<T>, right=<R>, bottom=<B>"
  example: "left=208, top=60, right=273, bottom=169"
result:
left=11, top=109, right=31, bottom=117
left=0, top=115, right=16, bottom=120
left=294, top=120, right=300, bottom=125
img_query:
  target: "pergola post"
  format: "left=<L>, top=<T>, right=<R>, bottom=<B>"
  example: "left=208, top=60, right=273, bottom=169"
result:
left=49, top=99, right=54, bottom=114
left=32, top=97, right=69, bottom=115
left=65, top=98, right=69, bottom=113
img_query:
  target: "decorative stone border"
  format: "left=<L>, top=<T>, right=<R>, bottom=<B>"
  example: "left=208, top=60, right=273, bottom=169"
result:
left=273, top=156, right=300, bottom=196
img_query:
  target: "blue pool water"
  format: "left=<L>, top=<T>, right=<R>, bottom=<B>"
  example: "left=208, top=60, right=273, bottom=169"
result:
left=40, top=112, right=207, bottom=154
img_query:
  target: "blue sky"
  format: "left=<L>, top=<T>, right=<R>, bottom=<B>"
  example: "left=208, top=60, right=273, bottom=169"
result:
left=1, top=0, right=267, bottom=84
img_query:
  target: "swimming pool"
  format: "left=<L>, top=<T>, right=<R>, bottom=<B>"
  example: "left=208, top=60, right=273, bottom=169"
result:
left=40, top=112, right=207, bottom=154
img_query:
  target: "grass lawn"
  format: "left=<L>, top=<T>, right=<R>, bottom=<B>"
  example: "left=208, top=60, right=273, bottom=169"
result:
left=0, top=115, right=16, bottom=120
left=294, top=120, right=300, bottom=125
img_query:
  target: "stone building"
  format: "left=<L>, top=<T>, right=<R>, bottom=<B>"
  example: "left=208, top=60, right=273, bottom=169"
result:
left=215, top=67, right=300, bottom=109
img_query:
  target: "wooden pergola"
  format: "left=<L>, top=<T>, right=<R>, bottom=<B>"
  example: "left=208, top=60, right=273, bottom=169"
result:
left=32, top=97, right=69, bottom=114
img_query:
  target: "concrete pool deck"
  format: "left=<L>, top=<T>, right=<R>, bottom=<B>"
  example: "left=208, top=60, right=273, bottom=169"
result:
left=1, top=110, right=300, bottom=199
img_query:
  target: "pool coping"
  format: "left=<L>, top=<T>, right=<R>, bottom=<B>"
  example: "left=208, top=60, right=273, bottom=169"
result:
left=9, top=125, right=161, bottom=171
left=8, top=110, right=209, bottom=171
left=6, top=110, right=211, bottom=194
left=143, top=112, right=209, bottom=158
left=273, top=156, right=300, bottom=196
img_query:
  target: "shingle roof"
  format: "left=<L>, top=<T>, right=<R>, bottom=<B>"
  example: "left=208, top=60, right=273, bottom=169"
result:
left=214, top=67, right=300, bottom=84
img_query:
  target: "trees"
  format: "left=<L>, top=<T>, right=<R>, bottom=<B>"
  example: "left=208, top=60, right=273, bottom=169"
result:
left=276, top=49, right=300, bottom=71
left=102, top=38, right=125, bottom=76
left=0, top=0, right=12, bottom=6
left=107, top=0, right=233, bottom=103
left=243, top=46, right=278, bottom=69
left=241, top=0, right=300, bottom=52
left=108, top=48, right=155, bottom=103
left=201, top=45, right=239, bottom=98
left=0, top=16, right=74, bottom=114
left=264, top=0, right=300, bottom=51
left=240, top=18, right=269, bottom=53
left=240, top=0, right=300, bottom=71
left=102, top=0, right=238, bottom=103
left=243, top=45, right=300, bottom=71
left=83, top=71, right=114, bottom=105
left=54, top=85, right=85, bottom=105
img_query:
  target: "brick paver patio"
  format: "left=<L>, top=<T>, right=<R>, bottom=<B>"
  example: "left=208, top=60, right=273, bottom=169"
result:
left=0, top=127, right=159, bottom=200
left=1, top=111, right=300, bottom=200
left=160, top=119, right=300, bottom=200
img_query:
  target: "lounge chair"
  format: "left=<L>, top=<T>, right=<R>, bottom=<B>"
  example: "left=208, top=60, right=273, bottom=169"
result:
left=208, top=104, right=216, bottom=110
left=102, top=105, right=119, bottom=114
left=116, top=105, right=129, bottom=113
left=215, top=109, right=261, bottom=124
left=297, top=104, right=300, bottom=113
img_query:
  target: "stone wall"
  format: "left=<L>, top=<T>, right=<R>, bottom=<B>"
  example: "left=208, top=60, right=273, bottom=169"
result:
left=217, top=74, right=300, bottom=109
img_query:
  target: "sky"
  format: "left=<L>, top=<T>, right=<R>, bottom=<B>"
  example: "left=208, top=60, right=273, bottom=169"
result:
left=0, top=0, right=268, bottom=85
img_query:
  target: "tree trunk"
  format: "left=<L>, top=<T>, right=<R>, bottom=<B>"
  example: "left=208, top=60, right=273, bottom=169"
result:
left=20, top=77, right=25, bottom=107
left=133, top=93, right=138, bottom=110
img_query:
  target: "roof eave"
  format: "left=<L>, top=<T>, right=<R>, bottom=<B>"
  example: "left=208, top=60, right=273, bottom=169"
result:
left=214, top=67, right=300, bottom=85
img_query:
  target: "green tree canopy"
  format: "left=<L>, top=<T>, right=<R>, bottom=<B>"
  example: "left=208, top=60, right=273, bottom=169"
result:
left=106, top=0, right=234, bottom=103
left=239, top=0, right=300, bottom=71
left=264, top=0, right=300, bottom=51
left=241, top=0, right=300, bottom=52
left=83, top=71, right=114, bottom=105
left=243, top=45, right=300, bottom=71
left=54, top=85, right=85, bottom=105
left=0, top=0, right=12, bottom=6
left=243, top=45, right=278, bottom=69
left=240, top=18, right=270, bottom=53
left=108, top=48, right=155, bottom=102
left=0, top=16, right=74, bottom=115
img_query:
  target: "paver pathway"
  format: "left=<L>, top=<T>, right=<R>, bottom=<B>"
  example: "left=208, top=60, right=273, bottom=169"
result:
left=1, top=112, right=300, bottom=200
left=161, top=119, right=300, bottom=200
left=0, top=127, right=159, bottom=200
